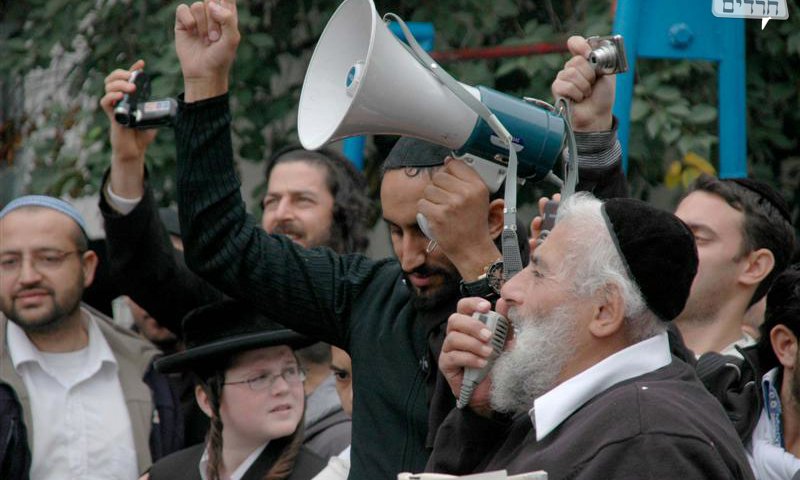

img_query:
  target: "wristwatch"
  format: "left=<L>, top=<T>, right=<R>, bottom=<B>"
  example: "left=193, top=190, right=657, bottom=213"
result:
left=459, top=259, right=504, bottom=299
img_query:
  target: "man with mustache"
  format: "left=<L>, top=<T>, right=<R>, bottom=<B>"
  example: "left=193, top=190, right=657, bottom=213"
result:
left=0, top=196, right=182, bottom=478
left=429, top=193, right=754, bottom=479
left=98, top=60, right=372, bottom=330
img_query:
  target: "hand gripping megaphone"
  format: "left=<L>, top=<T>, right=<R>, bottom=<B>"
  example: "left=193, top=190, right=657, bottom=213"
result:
left=298, top=0, right=574, bottom=277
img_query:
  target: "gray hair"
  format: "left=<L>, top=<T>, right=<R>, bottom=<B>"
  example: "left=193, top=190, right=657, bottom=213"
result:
left=555, top=193, right=665, bottom=343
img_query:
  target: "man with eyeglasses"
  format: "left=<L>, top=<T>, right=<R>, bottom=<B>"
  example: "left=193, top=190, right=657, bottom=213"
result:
left=0, top=195, right=182, bottom=479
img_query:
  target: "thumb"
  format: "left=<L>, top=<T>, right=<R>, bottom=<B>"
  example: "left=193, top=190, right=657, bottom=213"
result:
left=566, top=35, right=592, bottom=58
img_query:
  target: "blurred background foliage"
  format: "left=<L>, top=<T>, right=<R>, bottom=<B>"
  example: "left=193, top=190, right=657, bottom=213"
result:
left=0, top=0, right=798, bottom=229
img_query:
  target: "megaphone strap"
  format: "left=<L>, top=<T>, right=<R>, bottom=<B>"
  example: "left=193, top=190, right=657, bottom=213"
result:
left=386, top=12, right=524, bottom=278
left=556, top=97, right=580, bottom=200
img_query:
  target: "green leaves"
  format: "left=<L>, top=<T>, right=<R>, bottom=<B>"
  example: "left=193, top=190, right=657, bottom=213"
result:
left=688, top=105, right=716, bottom=124
left=627, top=58, right=721, bottom=201
left=2, top=0, right=798, bottom=231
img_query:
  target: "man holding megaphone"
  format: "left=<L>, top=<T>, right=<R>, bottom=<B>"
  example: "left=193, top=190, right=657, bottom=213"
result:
left=171, top=1, right=625, bottom=479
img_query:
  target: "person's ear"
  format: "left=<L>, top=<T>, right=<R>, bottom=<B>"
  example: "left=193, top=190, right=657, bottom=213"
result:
left=588, top=284, right=626, bottom=339
left=81, top=250, right=99, bottom=288
left=770, top=325, right=798, bottom=369
left=488, top=199, right=505, bottom=241
left=195, top=385, right=213, bottom=418
left=739, top=248, right=775, bottom=288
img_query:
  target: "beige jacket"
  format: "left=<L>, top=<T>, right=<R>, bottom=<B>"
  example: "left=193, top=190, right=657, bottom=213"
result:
left=0, top=303, right=161, bottom=473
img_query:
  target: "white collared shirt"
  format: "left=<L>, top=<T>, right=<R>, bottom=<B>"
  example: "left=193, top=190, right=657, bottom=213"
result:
left=530, top=331, right=672, bottom=441
left=198, top=443, right=268, bottom=480
left=7, top=311, right=139, bottom=480
left=745, top=368, right=800, bottom=479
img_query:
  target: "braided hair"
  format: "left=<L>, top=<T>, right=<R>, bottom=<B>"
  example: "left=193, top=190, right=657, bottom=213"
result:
left=198, top=372, right=226, bottom=480
left=196, top=351, right=307, bottom=480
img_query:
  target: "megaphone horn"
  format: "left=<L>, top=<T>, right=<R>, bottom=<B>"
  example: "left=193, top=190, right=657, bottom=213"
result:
left=298, top=0, right=566, bottom=182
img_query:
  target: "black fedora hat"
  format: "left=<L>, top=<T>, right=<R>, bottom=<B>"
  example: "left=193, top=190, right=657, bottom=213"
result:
left=155, top=299, right=314, bottom=374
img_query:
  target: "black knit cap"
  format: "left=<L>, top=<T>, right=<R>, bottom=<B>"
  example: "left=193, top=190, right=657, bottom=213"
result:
left=384, top=137, right=452, bottom=169
left=155, top=299, right=314, bottom=374
left=729, top=178, right=792, bottom=222
left=601, top=198, right=699, bottom=321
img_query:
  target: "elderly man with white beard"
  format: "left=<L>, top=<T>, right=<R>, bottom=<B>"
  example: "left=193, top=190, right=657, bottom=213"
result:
left=427, top=193, right=755, bottom=480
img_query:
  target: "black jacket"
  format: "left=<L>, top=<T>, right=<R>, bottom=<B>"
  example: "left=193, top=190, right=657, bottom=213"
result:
left=0, top=383, right=30, bottom=480
left=695, top=346, right=763, bottom=443
left=149, top=440, right=326, bottom=480
left=99, top=171, right=225, bottom=335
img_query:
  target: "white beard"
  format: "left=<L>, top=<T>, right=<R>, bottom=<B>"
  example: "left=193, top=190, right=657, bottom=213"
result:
left=490, top=304, right=578, bottom=414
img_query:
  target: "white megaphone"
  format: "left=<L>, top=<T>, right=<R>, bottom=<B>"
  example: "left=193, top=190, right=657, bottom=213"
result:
left=297, top=0, right=567, bottom=190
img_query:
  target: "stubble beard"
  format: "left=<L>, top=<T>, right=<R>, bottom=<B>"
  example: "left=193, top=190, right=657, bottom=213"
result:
left=404, top=266, right=461, bottom=312
left=4, top=279, right=83, bottom=336
left=673, top=292, right=722, bottom=327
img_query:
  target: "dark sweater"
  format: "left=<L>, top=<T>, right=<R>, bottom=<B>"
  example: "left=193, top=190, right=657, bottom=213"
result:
left=175, top=94, right=441, bottom=480
left=427, top=359, right=755, bottom=480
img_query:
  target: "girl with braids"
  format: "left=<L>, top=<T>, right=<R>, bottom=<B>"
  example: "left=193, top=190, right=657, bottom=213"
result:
left=141, top=300, right=327, bottom=480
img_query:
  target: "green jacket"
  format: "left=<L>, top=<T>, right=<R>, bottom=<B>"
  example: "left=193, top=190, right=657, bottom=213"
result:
left=175, top=94, right=447, bottom=479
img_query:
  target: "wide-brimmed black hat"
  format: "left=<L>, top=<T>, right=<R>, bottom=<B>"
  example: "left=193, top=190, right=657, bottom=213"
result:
left=155, top=299, right=314, bottom=374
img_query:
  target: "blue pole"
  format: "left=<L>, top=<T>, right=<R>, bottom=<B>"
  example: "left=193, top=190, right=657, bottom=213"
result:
left=343, top=136, right=366, bottom=170
left=718, top=20, right=747, bottom=178
left=612, top=0, right=643, bottom=173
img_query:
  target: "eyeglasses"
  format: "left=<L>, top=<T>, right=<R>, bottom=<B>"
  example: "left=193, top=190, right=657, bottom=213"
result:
left=224, top=365, right=306, bottom=392
left=0, top=250, right=84, bottom=274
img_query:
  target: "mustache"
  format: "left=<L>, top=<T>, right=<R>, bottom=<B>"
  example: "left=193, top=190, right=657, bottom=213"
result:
left=403, top=264, right=451, bottom=278
left=272, top=222, right=305, bottom=238
left=14, top=286, right=53, bottom=299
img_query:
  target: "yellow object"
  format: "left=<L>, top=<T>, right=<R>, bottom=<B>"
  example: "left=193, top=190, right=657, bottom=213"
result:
left=664, top=152, right=717, bottom=189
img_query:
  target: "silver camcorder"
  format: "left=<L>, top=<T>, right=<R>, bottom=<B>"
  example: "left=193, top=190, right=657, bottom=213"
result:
left=114, top=70, right=177, bottom=129
left=588, top=35, right=628, bottom=75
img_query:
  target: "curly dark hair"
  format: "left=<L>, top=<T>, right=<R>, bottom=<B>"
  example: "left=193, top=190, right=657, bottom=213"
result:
left=264, top=146, right=373, bottom=254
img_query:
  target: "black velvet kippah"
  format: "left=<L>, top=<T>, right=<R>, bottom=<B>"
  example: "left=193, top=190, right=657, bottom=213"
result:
left=384, top=137, right=452, bottom=169
left=601, top=198, right=699, bottom=321
left=729, top=178, right=792, bottom=222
